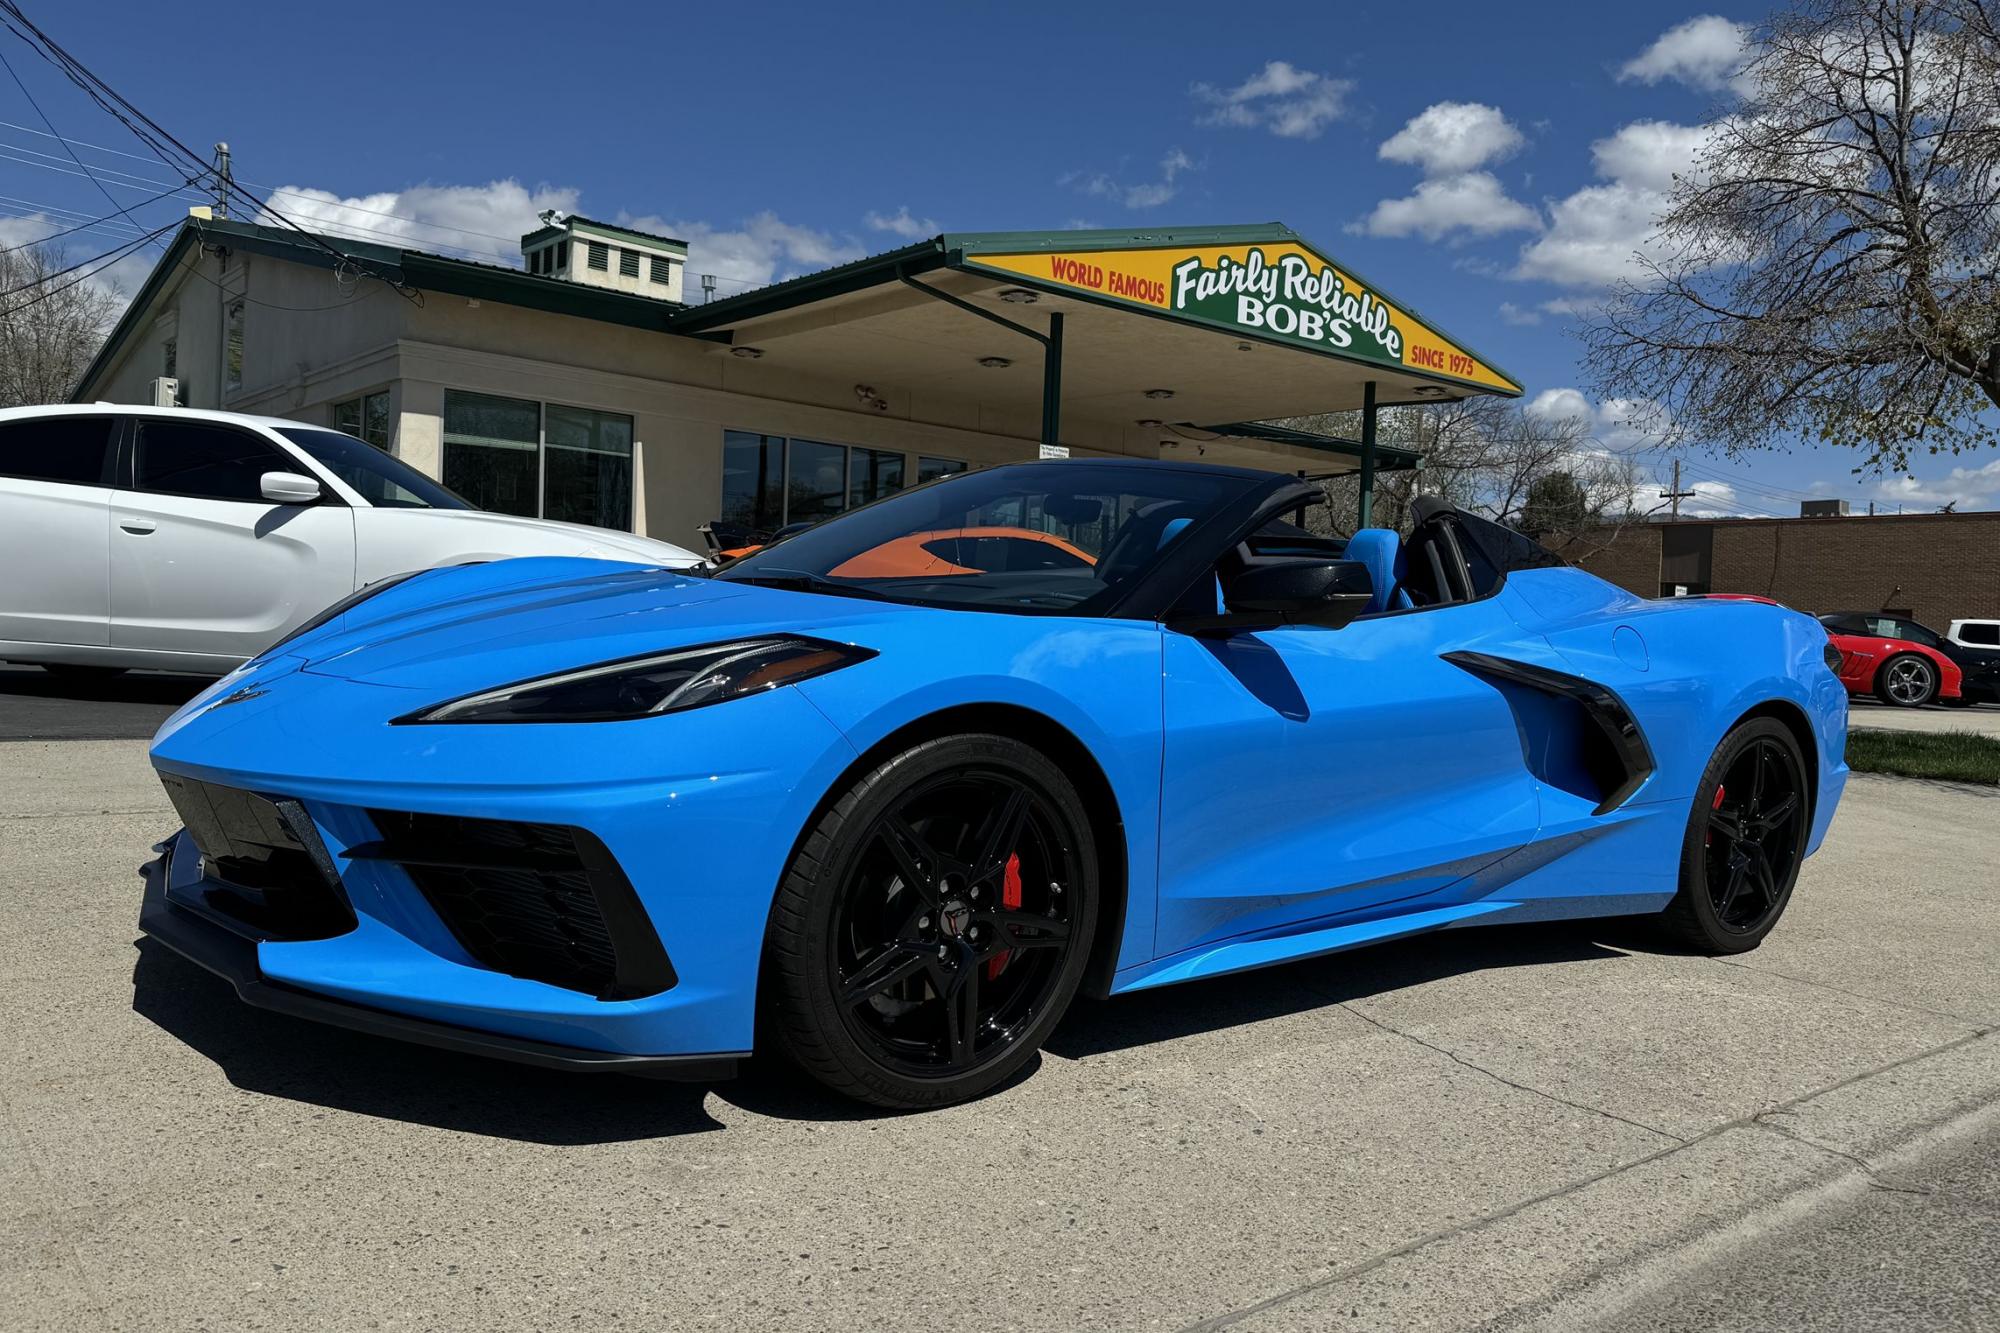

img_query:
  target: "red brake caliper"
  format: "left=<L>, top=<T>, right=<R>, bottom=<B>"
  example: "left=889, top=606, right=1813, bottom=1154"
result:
left=1707, top=784, right=1725, bottom=846
left=986, top=852, right=1023, bottom=981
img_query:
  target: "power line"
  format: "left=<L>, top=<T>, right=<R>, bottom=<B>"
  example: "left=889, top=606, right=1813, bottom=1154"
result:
left=0, top=115, right=164, bottom=165
left=0, top=191, right=178, bottom=251
left=0, top=190, right=142, bottom=229
left=0, top=218, right=172, bottom=315
left=0, top=1, right=418, bottom=298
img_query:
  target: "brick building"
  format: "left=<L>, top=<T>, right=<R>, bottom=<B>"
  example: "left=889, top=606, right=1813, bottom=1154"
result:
left=1575, top=510, right=2000, bottom=627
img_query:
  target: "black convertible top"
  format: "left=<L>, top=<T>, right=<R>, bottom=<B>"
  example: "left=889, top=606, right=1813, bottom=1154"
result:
left=1410, top=496, right=1567, bottom=572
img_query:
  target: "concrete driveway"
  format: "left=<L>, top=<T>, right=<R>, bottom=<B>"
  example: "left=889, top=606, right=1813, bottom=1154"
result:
left=2, top=738, right=1995, bottom=1332
left=1848, top=696, right=2000, bottom=737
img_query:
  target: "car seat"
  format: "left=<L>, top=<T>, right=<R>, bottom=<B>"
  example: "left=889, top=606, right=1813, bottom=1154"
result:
left=1343, top=528, right=1412, bottom=613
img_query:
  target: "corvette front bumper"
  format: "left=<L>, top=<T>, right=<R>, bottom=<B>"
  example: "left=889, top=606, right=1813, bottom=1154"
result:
left=139, top=835, right=742, bottom=1080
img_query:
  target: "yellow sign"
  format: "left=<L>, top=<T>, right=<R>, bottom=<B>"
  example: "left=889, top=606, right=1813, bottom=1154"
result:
left=963, top=241, right=1519, bottom=394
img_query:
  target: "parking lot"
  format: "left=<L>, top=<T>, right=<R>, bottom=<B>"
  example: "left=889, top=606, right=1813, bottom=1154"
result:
left=3, top=673, right=1997, bottom=1331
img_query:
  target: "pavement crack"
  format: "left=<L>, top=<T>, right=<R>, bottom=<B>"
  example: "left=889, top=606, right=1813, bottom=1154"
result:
left=1178, top=1028, right=1995, bottom=1332
left=1752, top=1111, right=1935, bottom=1197
left=1708, top=955, right=1998, bottom=1030
left=1332, top=999, right=1689, bottom=1145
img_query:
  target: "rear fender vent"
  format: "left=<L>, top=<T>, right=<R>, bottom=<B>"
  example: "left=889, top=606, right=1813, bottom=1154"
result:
left=349, top=811, right=675, bottom=1000
left=1443, top=651, right=1656, bottom=814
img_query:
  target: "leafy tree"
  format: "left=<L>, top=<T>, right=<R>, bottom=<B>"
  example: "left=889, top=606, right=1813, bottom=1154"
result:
left=1521, top=471, right=1594, bottom=536
left=1584, top=0, right=2000, bottom=471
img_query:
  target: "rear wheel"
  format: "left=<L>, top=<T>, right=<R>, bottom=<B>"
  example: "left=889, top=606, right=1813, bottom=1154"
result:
left=762, top=734, right=1097, bottom=1108
left=1656, top=718, right=1809, bottom=953
left=1875, top=654, right=1936, bottom=707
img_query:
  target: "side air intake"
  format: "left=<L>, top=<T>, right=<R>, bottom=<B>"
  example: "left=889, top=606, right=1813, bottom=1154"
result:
left=1442, top=651, right=1656, bottom=814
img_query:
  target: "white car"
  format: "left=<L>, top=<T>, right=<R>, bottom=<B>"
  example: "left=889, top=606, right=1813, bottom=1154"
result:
left=1946, top=619, right=2000, bottom=651
left=0, top=404, right=700, bottom=677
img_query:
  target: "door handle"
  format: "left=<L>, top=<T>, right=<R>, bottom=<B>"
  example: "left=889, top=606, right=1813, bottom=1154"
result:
left=119, top=518, right=157, bottom=534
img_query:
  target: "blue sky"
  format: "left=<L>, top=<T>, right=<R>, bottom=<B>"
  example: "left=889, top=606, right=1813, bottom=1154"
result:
left=5, top=0, right=1993, bottom=513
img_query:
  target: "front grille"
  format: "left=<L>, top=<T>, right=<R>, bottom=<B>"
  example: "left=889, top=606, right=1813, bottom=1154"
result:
left=352, top=811, right=675, bottom=1000
left=158, top=774, right=356, bottom=939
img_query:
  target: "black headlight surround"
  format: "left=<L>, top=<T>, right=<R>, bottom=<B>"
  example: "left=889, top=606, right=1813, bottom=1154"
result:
left=392, top=635, right=875, bottom=725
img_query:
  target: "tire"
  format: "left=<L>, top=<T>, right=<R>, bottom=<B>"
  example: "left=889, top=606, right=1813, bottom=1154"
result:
left=37, top=663, right=128, bottom=682
left=1874, top=653, right=1937, bottom=707
left=1655, top=717, right=1809, bottom=953
left=762, top=733, right=1099, bottom=1108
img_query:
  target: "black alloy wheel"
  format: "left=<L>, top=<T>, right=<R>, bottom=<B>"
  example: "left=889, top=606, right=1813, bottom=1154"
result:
left=1657, top=717, right=1809, bottom=952
left=1876, top=654, right=1937, bottom=707
left=763, top=734, right=1098, bottom=1107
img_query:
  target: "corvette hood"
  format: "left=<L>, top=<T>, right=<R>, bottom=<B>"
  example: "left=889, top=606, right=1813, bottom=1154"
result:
left=296, top=563, right=909, bottom=694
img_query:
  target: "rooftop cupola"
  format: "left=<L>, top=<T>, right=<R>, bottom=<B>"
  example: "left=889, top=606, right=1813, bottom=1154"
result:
left=520, top=210, right=688, bottom=302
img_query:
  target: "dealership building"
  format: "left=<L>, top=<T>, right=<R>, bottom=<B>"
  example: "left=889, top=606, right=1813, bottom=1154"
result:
left=73, top=213, right=1523, bottom=549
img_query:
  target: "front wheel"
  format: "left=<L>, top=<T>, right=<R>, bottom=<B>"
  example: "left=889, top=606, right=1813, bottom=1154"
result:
left=762, top=734, right=1098, bottom=1108
left=1875, top=654, right=1937, bottom=707
left=1655, top=718, right=1810, bottom=953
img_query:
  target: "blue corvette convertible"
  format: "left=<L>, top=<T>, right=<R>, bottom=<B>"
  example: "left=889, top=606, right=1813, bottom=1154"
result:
left=142, top=459, right=1847, bottom=1107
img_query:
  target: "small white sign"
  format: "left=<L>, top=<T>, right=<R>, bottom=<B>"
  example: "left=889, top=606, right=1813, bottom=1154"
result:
left=1039, top=443, right=1070, bottom=460
left=1673, top=584, right=1688, bottom=597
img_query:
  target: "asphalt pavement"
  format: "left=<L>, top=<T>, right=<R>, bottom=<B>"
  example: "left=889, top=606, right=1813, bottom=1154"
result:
left=0, top=664, right=210, bottom=741
left=2, top=718, right=1996, bottom=1330
left=1847, top=696, right=2000, bottom=737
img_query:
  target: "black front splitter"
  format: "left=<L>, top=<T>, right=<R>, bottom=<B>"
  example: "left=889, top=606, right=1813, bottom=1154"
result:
left=138, top=843, right=744, bottom=1082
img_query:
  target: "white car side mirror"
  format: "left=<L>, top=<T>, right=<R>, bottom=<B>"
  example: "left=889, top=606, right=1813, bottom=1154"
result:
left=261, top=471, right=323, bottom=504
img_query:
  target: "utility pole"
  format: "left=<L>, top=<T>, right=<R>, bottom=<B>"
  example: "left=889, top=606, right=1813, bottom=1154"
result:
left=1659, top=458, right=1695, bottom=520
left=211, top=142, right=231, bottom=220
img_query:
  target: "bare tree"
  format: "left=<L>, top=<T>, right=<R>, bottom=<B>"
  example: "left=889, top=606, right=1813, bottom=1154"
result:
left=1584, top=0, right=2000, bottom=471
left=0, top=243, right=121, bottom=408
left=1270, top=397, right=1648, bottom=555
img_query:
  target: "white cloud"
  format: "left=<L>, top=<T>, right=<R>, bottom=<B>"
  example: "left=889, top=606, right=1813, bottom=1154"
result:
left=264, top=179, right=855, bottom=292
left=263, top=179, right=578, bottom=265
left=1512, top=120, right=1721, bottom=288
left=864, top=206, right=938, bottom=240
left=0, top=212, right=156, bottom=311
left=1526, top=387, right=1671, bottom=452
left=1064, top=148, right=1196, bottom=210
left=1357, top=172, right=1541, bottom=241
left=1378, top=102, right=1525, bottom=177
left=1192, top=61, right=1354, bottom=139
left=1617, top=15, right=1752, bottom=93
left=1497, top=301, right=1541, bottom=326
left=1681, top=479, right=1747, bottom=517
left=1865, top=458, right=2000, bottom=511
left=632, top=210, right=862, bottom=289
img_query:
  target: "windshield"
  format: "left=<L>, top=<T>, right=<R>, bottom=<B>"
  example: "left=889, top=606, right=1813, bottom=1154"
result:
left=716, top=461, right=1266, bottom=614
left=277, top=428, right=473, bottom=510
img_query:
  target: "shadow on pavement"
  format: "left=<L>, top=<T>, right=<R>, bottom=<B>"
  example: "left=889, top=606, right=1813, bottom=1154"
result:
left=1047, top=919, right=1634, bottom=1060
left=0, top=665, right=213, bottom=705
left=0, top=665, right=215, bottom=741
left=132, top=915, right=1643, bottom=1143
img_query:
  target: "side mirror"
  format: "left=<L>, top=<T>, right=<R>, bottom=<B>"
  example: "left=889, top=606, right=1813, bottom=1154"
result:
left=260, top=470, right=323, bottom=505
left=1173, top=558, right=1374, bottom=634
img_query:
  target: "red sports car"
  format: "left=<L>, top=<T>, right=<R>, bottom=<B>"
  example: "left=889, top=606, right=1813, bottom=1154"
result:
left=1697, top=597, right=1962, bottom=708
left=1816, top=612, right=1964, bottom=708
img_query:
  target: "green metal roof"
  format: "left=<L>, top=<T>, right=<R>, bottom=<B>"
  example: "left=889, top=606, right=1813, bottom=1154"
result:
left=1205, top=421, right=1424, bottom=471
left=73, top=217, right=688, bottom=401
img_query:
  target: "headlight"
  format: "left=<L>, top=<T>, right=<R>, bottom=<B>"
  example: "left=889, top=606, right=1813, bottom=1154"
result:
left=394, top=636, right=874, bottom=725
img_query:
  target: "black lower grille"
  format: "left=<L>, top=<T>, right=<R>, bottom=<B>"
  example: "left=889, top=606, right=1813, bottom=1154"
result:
left=352, top=811, right=674, bottom=1000
left=158, top=774, right=356, bottom=939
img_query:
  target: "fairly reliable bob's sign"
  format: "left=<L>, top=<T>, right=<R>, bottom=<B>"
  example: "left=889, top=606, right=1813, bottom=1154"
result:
left=960, top=238, right=1519, bottom=395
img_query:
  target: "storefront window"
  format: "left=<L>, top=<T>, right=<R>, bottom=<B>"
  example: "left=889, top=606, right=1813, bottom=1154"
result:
left=333, top=390, right=392, bottom=449
left=721, top=431, right=785, bottom=532
left=848, top=446, right=905, bottom=508
left=442, top=390, right=540, bottom=518
left=723, top=431, right=916, bottom=530
left=787, top=440, right=849, bottom=523
left=917, top=455, right=967, bottom=483
left=544, top=404, right=634, bottom=530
